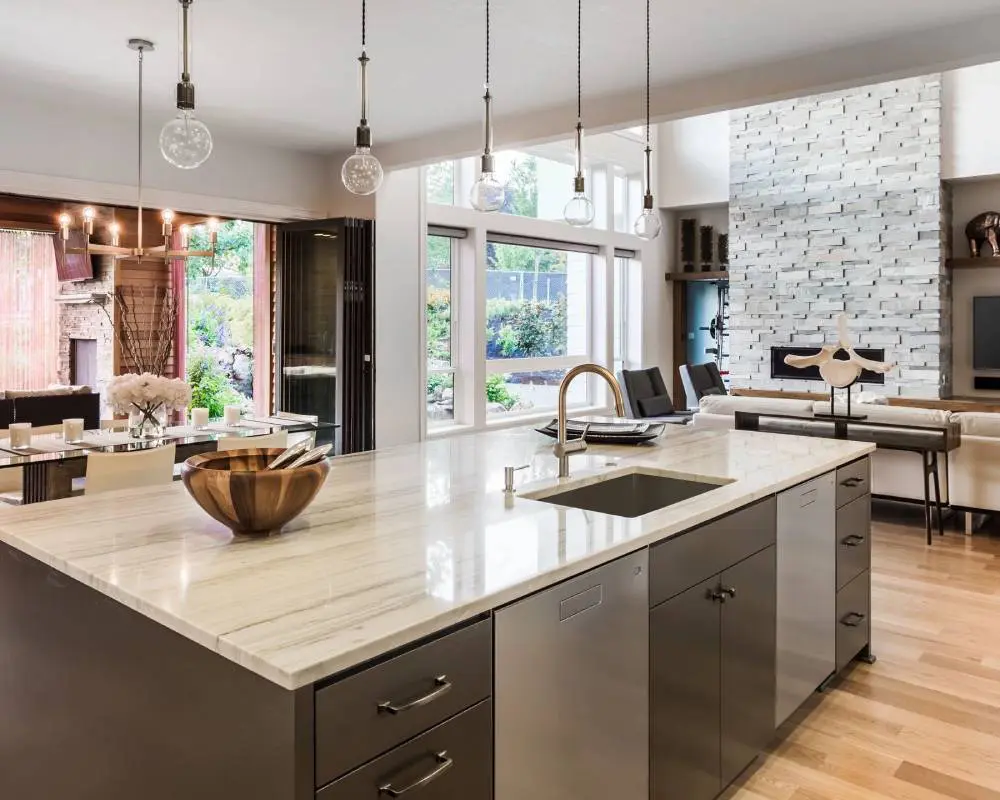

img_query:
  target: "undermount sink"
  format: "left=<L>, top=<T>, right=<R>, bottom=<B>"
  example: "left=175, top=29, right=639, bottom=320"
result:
left=528, top=471, right=730, bottom=518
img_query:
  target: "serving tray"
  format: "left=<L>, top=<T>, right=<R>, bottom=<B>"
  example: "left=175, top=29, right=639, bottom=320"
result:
left=535, top=419, right=666, bottom=444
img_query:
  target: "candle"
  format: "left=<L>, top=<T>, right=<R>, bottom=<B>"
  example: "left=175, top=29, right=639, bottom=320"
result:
left=223, top=406, right=241, bottom=427
left=62, top=418, right=84, bottom=443
left=9, top=423, right=32, bottom=450
left=191, top=407, right=209, bottom=429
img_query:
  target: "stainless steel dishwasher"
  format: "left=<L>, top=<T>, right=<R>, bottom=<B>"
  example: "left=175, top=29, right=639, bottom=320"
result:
left=775, top=472, right=836, bottom=727
left=495, top=550, right=649, bottom=800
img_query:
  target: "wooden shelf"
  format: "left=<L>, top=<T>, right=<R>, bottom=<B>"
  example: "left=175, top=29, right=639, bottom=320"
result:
left=666, top=271, right=730, bottom=282
left=947, top=257, right=1000, bottom=269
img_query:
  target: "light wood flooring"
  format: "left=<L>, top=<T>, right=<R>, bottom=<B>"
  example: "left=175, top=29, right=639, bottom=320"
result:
left=731, top=503, right=1000, bottom=800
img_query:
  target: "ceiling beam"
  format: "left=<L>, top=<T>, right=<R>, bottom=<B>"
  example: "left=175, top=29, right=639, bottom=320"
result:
left=376, top=10, right=1000, bottom=169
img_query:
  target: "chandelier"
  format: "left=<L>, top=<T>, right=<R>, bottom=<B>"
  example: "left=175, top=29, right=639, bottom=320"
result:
left=58, top=39, right=218, bottom=261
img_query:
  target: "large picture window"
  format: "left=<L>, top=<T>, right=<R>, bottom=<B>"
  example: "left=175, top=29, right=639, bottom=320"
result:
left=485, top=239, right=592, bottom=417
left=426, top=234, right=456, bottom=426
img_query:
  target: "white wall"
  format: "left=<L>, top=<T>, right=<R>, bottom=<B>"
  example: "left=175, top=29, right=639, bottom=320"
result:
left=657, top=113, right=730, bottom=209
left=0, top=91, right=329, bottom=220
left=374, top=167, right=424, bottom=448
left=943, top=64, right=1000, bottom=181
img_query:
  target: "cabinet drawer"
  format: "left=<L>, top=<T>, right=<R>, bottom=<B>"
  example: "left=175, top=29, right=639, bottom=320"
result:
left=836, top=458, right=870, bottom=508
left=836, top=495, right=871, bottom=592
left=836, top=570, right=870, bottom=672
left=315, top=618, right=492, bottom=787
left=317, top=700, right=492, bottom=800
left=650, top=497, right=776, bottom=607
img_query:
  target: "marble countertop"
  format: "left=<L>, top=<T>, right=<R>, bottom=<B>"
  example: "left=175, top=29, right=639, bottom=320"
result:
left=0, top=424, right=874, bottom=690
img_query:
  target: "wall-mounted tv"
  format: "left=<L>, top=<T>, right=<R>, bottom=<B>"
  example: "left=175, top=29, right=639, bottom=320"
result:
left=974, top=297, right=1000, bottom=370
left=52, top=231, right=95, bottom=282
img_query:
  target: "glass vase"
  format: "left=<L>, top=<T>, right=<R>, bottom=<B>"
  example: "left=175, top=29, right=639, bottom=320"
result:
left=129, top=404, right=167, bottom=440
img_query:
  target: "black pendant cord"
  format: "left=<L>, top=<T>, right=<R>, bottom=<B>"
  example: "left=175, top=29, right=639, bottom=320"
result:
left=576, top=0, right=582, bottom=124
left=485, top=0, right=491, bottom=89
left=362, top=0, right=367, bottom=49
left=645, top=0, right=650, bottom=149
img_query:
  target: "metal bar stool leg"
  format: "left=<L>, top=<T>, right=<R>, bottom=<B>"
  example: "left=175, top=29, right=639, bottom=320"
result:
left=921, top=450, right=932, bottom=546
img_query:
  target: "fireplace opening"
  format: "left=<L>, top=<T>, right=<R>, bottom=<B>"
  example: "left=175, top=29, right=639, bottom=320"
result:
left=770, top=346, right=886, bottom=385
left=70, top=338, right=97, bottom=388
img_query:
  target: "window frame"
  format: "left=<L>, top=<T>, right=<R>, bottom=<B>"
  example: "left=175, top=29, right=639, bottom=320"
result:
left=425, top=233, right=461, bottom=430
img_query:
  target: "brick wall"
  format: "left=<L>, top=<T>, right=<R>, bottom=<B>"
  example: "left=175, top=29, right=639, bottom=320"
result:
left=57, top=258, right=115, bottom=403
left=728, top=75, right=947, bottom=397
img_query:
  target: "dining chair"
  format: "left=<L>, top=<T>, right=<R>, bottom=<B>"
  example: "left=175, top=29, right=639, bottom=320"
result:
left=217, top=431, right=289, bottom=452
left=85, top=444, right=177, bottom=496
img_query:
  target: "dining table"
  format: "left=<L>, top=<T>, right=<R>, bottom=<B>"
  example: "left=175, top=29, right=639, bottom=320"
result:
left=0, top=417, right=339, bottom=504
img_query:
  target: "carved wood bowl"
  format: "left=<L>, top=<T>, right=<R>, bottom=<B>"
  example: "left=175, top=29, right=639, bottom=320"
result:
left=181, top=448, right=330, bottom=537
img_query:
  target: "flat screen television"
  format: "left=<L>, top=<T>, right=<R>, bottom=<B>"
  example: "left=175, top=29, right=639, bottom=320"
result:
left=973, top=296, right=1000, bottom=370
left=52, top=231, right=94, bottom=282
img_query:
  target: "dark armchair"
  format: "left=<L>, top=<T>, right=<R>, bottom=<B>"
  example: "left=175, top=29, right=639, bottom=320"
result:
left=679, top=362, right=728, bottom=409
left=618, top=368, right=693, bottom=424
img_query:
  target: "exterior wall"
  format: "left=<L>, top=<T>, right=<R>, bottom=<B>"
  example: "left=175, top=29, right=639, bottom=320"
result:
left=728, top=75, right=947, bottom=397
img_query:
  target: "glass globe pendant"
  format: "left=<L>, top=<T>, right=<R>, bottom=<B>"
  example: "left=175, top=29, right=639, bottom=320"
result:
left=160, top=0, right=213, bottom=170
left=632, top=0, right=661, bottom=240
left=342, top=2, right=384, bottom=196
left=564, top=124, right=594, bottom=227
left=470, top=0, right=505, bottom=212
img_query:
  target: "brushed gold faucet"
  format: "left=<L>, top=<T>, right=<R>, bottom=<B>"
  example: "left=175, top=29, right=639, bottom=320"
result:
left=554, top=363, right=627, bottom=478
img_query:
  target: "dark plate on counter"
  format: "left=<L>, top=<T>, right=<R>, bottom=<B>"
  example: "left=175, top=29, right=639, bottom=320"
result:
left=535, top=419, right=666, bottom=444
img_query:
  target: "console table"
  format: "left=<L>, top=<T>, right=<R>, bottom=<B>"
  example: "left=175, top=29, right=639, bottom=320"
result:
left=735, top=410, right=961, bottom=545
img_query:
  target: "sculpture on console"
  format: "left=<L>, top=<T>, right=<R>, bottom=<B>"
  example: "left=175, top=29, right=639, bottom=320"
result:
left=966, top=211, right=1000, bottom=258
left=783, top=314, right=893, bottom=419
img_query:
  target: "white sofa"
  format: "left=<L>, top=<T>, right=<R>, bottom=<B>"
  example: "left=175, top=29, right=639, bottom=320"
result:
left=692, top=395, right=954, bottom=506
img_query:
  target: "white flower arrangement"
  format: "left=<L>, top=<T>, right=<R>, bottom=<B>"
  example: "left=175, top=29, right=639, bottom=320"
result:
left=107, top=373, right=192, bottom=427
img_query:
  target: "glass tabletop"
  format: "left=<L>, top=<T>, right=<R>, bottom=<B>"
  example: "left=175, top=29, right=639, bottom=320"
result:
left=0, top=419, right=339, bottom=469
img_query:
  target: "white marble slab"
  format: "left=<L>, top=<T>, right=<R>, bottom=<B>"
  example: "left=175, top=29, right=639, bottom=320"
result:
left=0, top=425, right=874, bottom=690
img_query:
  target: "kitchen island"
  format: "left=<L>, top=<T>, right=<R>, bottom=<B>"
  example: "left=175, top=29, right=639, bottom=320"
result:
left=0, top=424, right=875, bottom=800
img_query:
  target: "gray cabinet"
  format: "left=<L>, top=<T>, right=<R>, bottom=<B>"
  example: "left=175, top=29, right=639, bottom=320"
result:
left=650, top=502, right=777, bottom=800
left=495, top=551, right=649, bottom=800
left=835, top=458, right=873, bottom=670
left=775, top=473, right=836, bottom=727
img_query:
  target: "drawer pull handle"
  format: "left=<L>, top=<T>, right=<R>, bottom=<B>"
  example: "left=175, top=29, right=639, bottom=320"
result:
left=377, top=676, right=452, bottom=715
left=708, top=586, right=737, bottom=603
left=841, top=534, right=866, bottom=547
left=379, top=751, right=454, bottom=797
left=840, top=477, right=864, bottom=488
left=841, top=611, right=866, bottom=628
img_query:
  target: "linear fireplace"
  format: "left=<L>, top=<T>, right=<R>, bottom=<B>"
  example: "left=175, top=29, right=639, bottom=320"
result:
left=770, top=347, right=886, bottom=385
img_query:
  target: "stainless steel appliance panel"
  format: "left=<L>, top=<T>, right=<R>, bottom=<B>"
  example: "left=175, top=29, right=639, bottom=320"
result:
left=495, top=550, right=649, bottom=800
left=775, top=472, right=836, bottom=727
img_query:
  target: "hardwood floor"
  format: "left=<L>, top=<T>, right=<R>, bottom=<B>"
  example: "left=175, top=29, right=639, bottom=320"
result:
left=731, top=503, right=1000, bottom=800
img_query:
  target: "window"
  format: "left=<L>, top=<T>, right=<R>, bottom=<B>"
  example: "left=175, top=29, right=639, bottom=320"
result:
left=425, top=161, right=456, bottom=205
left=613, top=255, right=632, bottom=375
left=185, top=220, right=257, bottom=415
left=492, top=151, right=578, bottom=222
left=484, top=240, right=592, bottom=417
left=426, top=234, right=456, bottom=426
left=613, top=172, right=628, bottom=233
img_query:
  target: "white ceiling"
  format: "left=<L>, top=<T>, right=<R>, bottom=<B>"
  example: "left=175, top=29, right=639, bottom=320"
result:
left=2, top=0, right=1000, bottom=156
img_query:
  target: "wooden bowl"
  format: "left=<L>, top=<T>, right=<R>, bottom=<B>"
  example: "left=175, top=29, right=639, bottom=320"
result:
left=181, top=448, right=330, bottom=537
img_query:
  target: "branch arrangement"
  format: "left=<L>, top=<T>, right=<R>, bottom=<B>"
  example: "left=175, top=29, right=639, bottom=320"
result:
left=100, top=285, right=179, bottom=376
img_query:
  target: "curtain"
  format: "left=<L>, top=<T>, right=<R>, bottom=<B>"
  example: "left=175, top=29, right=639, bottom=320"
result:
left=0, top=230, right=59, bottom=390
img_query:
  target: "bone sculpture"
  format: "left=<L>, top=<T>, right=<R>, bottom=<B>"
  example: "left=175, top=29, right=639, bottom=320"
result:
left=784, top=314, right=892, bottom=389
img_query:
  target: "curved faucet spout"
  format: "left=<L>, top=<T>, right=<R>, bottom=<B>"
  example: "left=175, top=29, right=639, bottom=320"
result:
left=554, top=363, right=626, bottom=477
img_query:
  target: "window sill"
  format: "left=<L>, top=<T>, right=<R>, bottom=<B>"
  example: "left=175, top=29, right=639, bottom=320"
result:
left=484, top=405, right=613, bottom=432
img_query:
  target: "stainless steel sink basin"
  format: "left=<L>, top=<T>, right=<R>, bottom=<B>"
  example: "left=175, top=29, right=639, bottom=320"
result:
left=530, top=471, right=727, bottom=518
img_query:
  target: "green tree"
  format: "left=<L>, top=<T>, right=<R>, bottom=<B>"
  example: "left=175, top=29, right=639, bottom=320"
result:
left=426, top=162, right=456, bottom=205
left=502, top=155, right=538, bottom=217
left=187, top=220, right=254, bottom=278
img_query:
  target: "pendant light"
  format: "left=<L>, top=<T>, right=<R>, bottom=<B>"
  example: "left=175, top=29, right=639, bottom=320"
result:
left=160, top=0, right=214, bottom=170
left=342, top=0, right=385, bottom=196
left=564, top=0, right=594, bottom=227
left=634, top=0, right=661, bottom=240
left=470, top=0, right=506, bottom=212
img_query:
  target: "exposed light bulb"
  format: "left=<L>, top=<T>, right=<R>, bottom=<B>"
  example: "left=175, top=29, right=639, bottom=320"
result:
left=179, top=224, right=190, bottom=246
left=161, top=209, right=175, bottom=224
left=82, top=207, right=96, bottom=222
left=58, top=213, right=72, bottom=227
left=160, top=109, right=213, bottom=170
left=108, top=222, right=121, bottom=246
left=206, top=217, right=220, bottom=232
left=634, top=208, right=662, bottom=240
left=470, top=171, right=505, bottom=212
left=564, top=192, right=595, bottom=227
left=342, top=146, right=384, bottom=196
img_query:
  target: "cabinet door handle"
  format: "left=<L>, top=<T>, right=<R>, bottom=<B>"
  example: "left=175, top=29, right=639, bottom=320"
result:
left=721, top=586, right=737, bottom=599
left=708, top=586, right=736, bottom=603
left=379, top=751, right=454, bottom=796
left=840, top=477, right=864, bottom=488
left=840, top=612, right=866, bottom=628
left=841, top=534, right=866, bottom=547
left=377, top=676, right=452, bottom=715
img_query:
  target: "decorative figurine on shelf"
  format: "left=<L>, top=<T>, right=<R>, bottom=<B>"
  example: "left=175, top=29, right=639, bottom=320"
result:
left=700, top=225, right=714, bottom=272
left=680, top=218, right=696, bottom=272
left=718, top=233, right=729, bottom=270
left=966, top=212, right=1000, bottom=258
left=783, top=314, right=893, bottom=420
